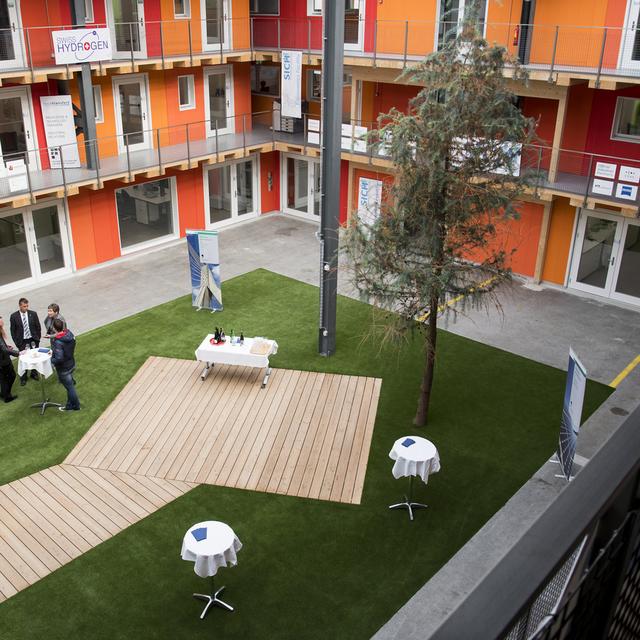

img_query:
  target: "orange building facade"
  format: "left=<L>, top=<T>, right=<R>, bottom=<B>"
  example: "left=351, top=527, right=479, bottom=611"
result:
left=0, top=0, right=639, bottom=308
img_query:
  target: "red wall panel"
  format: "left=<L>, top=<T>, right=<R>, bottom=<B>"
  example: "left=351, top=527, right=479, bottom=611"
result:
left=260, top=151, right=280, bottom=213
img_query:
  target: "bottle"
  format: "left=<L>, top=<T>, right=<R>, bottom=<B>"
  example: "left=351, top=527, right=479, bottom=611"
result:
left=220, top=327, right=225, bottom=342
left=230, top=329, right=235, bottom=345
left=240, top=332, right=244, bottom=345
left=214, top=327, right=220, bottom=342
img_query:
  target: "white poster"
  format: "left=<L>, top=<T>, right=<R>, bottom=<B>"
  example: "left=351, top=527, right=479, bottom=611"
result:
left=357, top=177, right=383, bottom=226
left=341, top=124, right=368, bottom=153
left=307, top=118, right=320, bottom=145
left=6, top=159, right=28, bottom=193
left=281, top=50, right=303, bottom=118
left=591, top=178, right=614, bottom=196
left=40, top=95, right=81, bottom=169
left=594, top=161, right=617, bottom=179
left=619, top=165, right=640, bottom=184
left=616, top=182, right=638, bottom=200
left=52, top=28, right=112, bottom=64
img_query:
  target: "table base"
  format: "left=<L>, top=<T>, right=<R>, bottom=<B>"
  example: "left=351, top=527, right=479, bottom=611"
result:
left=193, top=585, right=233, bottom=619
left=32, top=375, right=62, bottom=415
left=200, top=362, right=273, bottom=388
left=389, top=499, right=428, bottom=521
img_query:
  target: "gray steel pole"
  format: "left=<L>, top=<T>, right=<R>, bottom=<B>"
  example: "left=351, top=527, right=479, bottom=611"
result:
left=318, top=0, right=345, bottom=356
left=71, top=0, right=98, bottom=169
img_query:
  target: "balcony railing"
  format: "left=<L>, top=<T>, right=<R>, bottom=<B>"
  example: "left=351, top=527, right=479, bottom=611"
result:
left=3, top=110, right=639, bottom=212
left=2, top=18, right=640, bottom=81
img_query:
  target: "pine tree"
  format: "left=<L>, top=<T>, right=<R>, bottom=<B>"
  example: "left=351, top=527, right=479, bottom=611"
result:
left=344, top=7, right=538, bottom=427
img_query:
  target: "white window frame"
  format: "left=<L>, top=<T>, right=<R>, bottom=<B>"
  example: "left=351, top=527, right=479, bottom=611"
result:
left=611, top=96, right=640, bottom=144
left=250, top=0, right=280, bottom=14
left=178, top=75, right=196, bottom=111
left=307, top=0, right=322, bottom=16
left=114, top=176, right=180, bottom=255
left=93, top=85, right=104, bottom=123
left=307, top=69, right=321, bottom=102
left=84, top=0, right=94, bottom=22
left=174, top=0, right=191, bottom=19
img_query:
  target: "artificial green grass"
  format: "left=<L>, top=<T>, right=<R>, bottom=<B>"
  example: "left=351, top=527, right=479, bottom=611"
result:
left=0, top=269, right=611, bottom=639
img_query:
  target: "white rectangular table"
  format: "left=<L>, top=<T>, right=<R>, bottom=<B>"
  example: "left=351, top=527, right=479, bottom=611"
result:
left=195, top=335, right=278, bottom=387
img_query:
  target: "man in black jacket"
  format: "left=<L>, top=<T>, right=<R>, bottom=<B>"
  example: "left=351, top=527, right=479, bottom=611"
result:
left=10, top=297, right=41, bottom=385
left=0, top=315, right=19, bottom=402
left=50, top=318, right=80, bottom=412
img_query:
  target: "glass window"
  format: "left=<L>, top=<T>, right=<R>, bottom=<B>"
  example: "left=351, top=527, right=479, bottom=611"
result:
left=251, top=64, right=279, bottom=96
left=116, top=178, right=176, bottom=249
left=612, top=97, right=640, bottom=141
left=84, top=0, right=94, bottom=22
left=178, top=75, right=195, bottom=110
left=307, top=70, right=321, bottom=101
left=174, top=0, right=190, bottom=18
left=308, top=0, right=322, bottom=15
left=93, top=85, right=103, bottom=123
left=250, top=0, right=279, bottom=14
left=614, top=224, right=640, bottom=299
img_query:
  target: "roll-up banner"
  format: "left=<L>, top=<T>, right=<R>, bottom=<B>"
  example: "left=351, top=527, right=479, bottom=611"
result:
left=557, top=348, right=587, bottom=481
left=186, top=229, right=223, bottom=312
left=281, top=50, right=303, bottom=118
left=357, top=177, right=383, bottom=227
left=40, top=95, right=81, bottom=169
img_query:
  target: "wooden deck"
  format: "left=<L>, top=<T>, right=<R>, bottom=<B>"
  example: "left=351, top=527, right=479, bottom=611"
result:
left=0, top=465, right=194, bottom=603
left=65, top=357, right=382, bottom=505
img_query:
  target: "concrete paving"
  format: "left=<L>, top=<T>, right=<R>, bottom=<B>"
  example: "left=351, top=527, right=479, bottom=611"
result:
left=1, top=212, right=639, bottom=384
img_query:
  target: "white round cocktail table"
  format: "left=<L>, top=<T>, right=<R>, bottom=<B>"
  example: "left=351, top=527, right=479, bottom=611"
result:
left=181, top=520, right=243, bottom=619
left=388, top=436, right=441, bottom=521
left=17, top=348, right=62, bottom=415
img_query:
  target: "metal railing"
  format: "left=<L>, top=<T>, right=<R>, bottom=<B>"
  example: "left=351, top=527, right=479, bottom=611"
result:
left=3, top=18, right=640, bottom=80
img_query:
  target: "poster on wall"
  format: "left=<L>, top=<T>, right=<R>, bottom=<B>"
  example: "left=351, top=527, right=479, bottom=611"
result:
left=594, top=162, right=617, bottom=179
left=52, top=28, right=112, bottom=64
left=616, top=183, right=638, bottom=200
left=591, top=178, right=614, bottom=196
left=307, top=118, right=320, bottom=145
left=357, top=177, right=383, bottom=227
left=281, top=50, right=303, bottom=118
left=618, top=165, right=640, bottom=184
left=40, top=95, right=81, bottom=169
left=186, top=229, right=223, bottom=312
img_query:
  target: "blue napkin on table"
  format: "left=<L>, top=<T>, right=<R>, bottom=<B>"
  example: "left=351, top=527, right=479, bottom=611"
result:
left=191, top=527, right=207, bottom=542
left=401, top=438, right=415, bottom=448
left=38, top=348, right=50, bottom=353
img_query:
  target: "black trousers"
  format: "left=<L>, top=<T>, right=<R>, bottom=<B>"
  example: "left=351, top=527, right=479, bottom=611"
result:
left=0, top=364, right=16, bottom=400
left=17, top=339, right=40, bottom=381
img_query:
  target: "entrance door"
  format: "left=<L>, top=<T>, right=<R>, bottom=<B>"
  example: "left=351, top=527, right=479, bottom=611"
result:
left=109, top=0, right=147, bottom=59
left=344, top=0, right=364, bottom=52
left=0, top=87, right=38, bottom=169
left=0, top=0, right=24, bottom=69
left=113, top=75, right=151, bottom=154
left=282, top=155, right=321, bottom=220
left=204, top=66, right=233, bottom=137
left=204, top=157, right=258, bottom=228
left=201, top=0, right=231, bottom=52
left=0, top=202, right=71, bottom=294
left=517, top=0, right=536, bottom=64
left=436, top=0, right=488, bottom=50
left=610, top=219, right=640, bottom=304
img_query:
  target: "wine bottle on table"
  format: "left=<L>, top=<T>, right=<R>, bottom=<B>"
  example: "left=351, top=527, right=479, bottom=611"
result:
left=230, top=329, right=235, bottom=345
left=214, top=327, right=220, bottom=342
left=240, top=332, right=244, bottom=345
left=220, top=327, right=225, bottom=342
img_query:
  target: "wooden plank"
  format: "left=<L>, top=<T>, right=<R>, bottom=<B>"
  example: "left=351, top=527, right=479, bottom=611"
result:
left=340, top=378, right=376, bottom=503
left=87, top=469, right=155, bottom=518
left=0, top=547, right=33, bottom=592
left=350, top=378, right=382, bottom=503
left=106, top=471, right=167, bottom=511
left=0, top=563, right=19, bottom=600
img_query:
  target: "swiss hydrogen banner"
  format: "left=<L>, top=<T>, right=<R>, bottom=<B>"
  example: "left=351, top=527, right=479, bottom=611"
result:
left=40, top=95, right=81, bottom=169
left=52, top=28, right=112, bottom=64
left=281, top=50, right=302, bottom=118
left=357, top=177, right=383, bottom=227
left=186, top=230, right=223, bottom=312
left=557, top=349, right=588, bottom=481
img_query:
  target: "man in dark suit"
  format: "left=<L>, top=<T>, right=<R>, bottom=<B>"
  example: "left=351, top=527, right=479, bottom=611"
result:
left=0, top=315, right=19, bottom=402
left=10, top=297, right=41, bottom=385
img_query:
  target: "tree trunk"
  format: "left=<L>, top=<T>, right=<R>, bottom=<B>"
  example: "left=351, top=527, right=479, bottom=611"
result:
left=414, top=290, right=439, bottom=426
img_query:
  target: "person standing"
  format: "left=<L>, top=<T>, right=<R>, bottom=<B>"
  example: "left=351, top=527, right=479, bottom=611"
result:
left=50, top=318, right=80, bottom=412
left=0, top=315, right=19, bottom=403
left=44, top=303, right=66, bottom=338
left=10, top=297, right=41, bottom=386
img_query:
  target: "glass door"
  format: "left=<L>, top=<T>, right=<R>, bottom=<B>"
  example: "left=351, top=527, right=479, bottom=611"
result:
left=569, top=211, right=623, bottom=297
left=620, top=0, right=640, bottom=70
left=0, top=0, right=24, bottom=69
left=0, top=87, right=38, bottom=169
left=282, top=155, right=320, bottom=220
left=204, top=66, right=233, bottom=137
left=344, top=0, right=364, bottom=52
left=436, top=0, right=487, bottom=50
left=0, top=202, right=71, bottom=294
left=611, top=219, right=640, bottom=305
left=201, top=0, right=231, bottom=52
left=113, top=74, right=151, bottom=154
left=110, top=0, right=147, bottom=59
left=204, top=157, right=258, bottom=228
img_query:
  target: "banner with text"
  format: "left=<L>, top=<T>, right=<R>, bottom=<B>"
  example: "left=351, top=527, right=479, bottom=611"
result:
left=357, top=177, right=383, bottom=227
left=187, top=229, right=223, bottom=312
left=281, top=50, right=303, bottom=118
left=52, top=28, right=112, bottom=64
left=40, top=95, right=81, bottom=169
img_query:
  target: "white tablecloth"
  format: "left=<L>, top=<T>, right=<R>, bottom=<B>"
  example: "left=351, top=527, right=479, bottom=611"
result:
left=17, top=349, right=53, bottom=379
left=389, top=436, right=441, bottom=484
left=181, top=521, right=243, bottom=579
left=195, top=335, right=278, bottom=369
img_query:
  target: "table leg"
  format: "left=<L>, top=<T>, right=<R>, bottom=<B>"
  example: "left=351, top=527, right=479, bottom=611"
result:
left=261, top=366, right=272, bottom=389
left=201, top=362, right=212, bottom=381
left=389, top=476, right=428, bottom=521
left=193, top=575, right=234, bottom=619
left=30, top=373, right=62, bottom=415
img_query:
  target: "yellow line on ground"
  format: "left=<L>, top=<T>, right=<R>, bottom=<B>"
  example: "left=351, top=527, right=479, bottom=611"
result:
left=609, top=354, right=640, bottom=388
left=417, top=277, right=497, bottom=322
